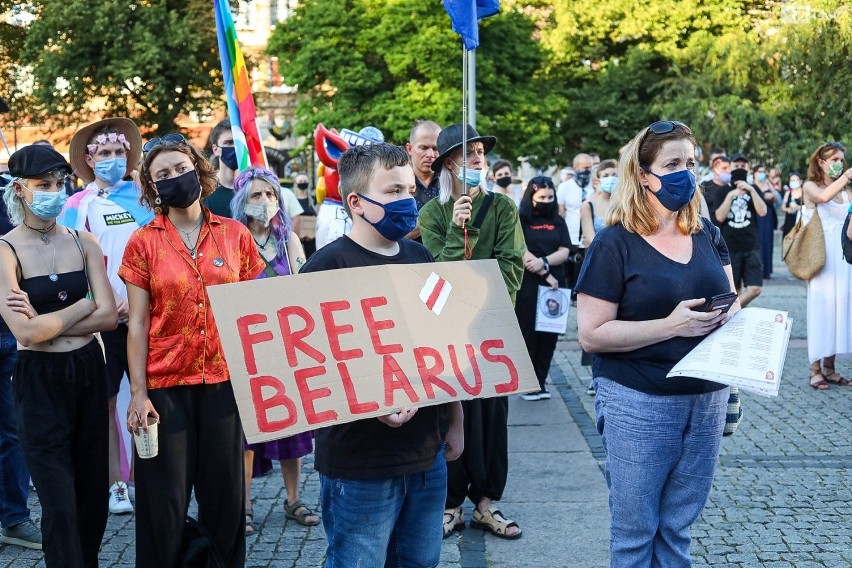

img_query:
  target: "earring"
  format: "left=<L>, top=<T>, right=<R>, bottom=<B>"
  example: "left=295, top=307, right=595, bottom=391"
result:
left=154, top=196, right=162, bottom=215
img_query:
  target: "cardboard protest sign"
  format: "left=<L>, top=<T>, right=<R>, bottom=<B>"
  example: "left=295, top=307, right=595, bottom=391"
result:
left=207, top=259, right=537, bottom=443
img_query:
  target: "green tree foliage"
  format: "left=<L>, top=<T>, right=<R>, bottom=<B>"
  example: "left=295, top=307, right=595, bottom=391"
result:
left=2, top=0, right=223, bottom=135
left=4, top=0, right=851, bottom=170
left=268, top=0, right=563, bottom=163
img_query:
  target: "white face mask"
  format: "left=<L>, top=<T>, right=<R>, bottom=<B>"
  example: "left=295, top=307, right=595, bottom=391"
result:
left=244, top=202, right=280, bottom=226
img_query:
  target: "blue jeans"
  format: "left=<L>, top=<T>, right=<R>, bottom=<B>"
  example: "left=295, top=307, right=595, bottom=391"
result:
left=594, top=377, right=727, bottom=568
left=0, top=331, right=29, bottom=528
left=320, top=451, right=446, bottom=568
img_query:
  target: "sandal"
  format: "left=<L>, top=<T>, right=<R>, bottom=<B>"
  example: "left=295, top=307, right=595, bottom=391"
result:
left=809, top=368, right=830, bottom=390
left=822, top=365, right=850, bottom=386
left=470, top=506, right=522, bottom=540
left=285, top=498, right=320, bottom=527
left=245, top=508, right=254, bottom=535
left=443, top=507, right=465, bottom=539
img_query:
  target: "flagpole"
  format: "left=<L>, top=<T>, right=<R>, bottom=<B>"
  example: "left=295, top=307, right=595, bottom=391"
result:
left=468, top=50, right=476, bottom=130
left=461, top=44, right=469, bottom=198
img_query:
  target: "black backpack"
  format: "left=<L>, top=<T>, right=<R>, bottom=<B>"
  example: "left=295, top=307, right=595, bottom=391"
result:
left=842, top=214, right=852, bottom=264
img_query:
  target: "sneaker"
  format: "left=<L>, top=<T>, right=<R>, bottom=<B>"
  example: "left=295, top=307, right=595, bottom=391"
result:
left=538, top=389, right=552, bottom=400
left=0, top=520, right=42, bottom=550
left=520, top=392, right=542, bottom=401
left=586, top=380, right=596, bottom=396
left=109, top=481, right=134, bottom=514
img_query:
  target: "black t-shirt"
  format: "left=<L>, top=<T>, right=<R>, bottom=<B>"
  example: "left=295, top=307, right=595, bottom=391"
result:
left=575, top=221, right=730, bottom=395
left=297, top=196, right=316, bottom=217
left=521, top=214, right=572, bottom=283
left=702, top=180, right=759, bottom=251
left=204, top=184, right=234, bottom=218
left=299, top=235, right=443, bottom=479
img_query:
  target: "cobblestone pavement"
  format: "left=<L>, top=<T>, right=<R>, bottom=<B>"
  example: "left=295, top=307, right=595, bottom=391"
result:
left=555, top=255, right=852, bottom=568
left=3, top=241, right=852, bottom=567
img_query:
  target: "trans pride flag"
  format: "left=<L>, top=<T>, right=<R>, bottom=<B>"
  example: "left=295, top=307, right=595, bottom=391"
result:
left=214, top=0, right=267, bottom=170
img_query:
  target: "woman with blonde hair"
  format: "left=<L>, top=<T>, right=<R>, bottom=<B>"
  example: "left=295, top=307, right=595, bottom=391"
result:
left=121, top=135, right=265, bottom=567
left=579, top=159, right=617, bottom=248
left=0, top=145, right=117, bottom=566
left=576, top=121, right=737, bottom=565
left=801, top=142, right=852, bottom=390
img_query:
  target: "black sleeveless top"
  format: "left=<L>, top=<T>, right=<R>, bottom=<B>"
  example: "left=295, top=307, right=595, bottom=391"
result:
left=0, top=234, right=89, bottom=332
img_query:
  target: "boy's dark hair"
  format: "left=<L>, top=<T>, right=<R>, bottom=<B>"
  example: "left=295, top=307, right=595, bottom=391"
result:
left=491, top=159, right=512, bottom=174
left=209, top=118, right=232, bottom=150
left=338, top=144, right=411, bottom=216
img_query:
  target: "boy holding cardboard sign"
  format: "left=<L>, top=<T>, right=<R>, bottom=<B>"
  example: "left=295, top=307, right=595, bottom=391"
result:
left=299, top=143, right=464, bottom=567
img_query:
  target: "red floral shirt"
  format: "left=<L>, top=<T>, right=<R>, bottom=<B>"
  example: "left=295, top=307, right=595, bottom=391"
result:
left=119, top=210, right=265, bottom=389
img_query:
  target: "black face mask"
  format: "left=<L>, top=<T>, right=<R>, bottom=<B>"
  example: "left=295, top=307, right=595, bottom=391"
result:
left=155, top=170, right=202, bottom=209
left=296, top=182, right=309, bottom=190
left=495, top=176, right=512, bottom=188
left=533, top=201, right=557, bottom=217
left=574, top=170, right=591, bottom=188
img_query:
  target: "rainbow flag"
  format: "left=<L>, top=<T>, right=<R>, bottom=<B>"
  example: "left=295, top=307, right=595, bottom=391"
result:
left=214, top=0, right=267, bottom=170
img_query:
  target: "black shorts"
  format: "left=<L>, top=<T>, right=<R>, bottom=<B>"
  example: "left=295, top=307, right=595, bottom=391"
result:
left=730, top=250, right=763, bottom=289
left=101, top=324, right=129, bottom=398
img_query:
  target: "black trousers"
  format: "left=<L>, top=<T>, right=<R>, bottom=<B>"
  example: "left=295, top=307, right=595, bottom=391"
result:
left=135, top=382, right=245, bottom=568
left=515, top=280, right=560, bottom=391
left=445, top=396, right=509, bottom=508
left=14, top=339, right=108, bottom=568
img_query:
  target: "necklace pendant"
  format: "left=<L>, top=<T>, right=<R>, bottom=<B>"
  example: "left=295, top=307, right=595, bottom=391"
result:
left=49, top=273, right=58, bottom=282
left=41, top=234, right=50, bottom=245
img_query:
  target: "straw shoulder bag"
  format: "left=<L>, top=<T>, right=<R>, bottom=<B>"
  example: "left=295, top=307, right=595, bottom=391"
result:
left=782, top=207, right=825, bottom=280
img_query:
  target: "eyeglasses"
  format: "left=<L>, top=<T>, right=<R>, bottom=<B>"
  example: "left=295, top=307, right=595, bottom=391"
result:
left=143, top=133, right=187, bottom=153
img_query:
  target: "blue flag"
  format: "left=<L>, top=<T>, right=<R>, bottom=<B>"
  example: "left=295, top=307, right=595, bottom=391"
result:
left=443, top=0, right=500, bottom=51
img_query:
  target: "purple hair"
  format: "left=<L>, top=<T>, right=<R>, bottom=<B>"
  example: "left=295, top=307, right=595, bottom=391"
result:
left=230, top=167, right=293, bottom=261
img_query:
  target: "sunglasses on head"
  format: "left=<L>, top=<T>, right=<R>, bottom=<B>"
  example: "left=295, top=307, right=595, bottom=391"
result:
left=638, top=120, right=690, bottom=151
left=142, top=133, right=187, bottom=153
left=530, top=176, right=554, bottom=189
left=824, top=141, right=845, bottom=152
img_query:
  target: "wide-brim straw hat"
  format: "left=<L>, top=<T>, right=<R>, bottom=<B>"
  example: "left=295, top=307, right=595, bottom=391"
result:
left=69, top=117, right=143, bottom=184
left=431, top=123, right=497, bottom=173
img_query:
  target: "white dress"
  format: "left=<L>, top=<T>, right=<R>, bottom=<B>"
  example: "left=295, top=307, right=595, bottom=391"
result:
left=804, top=191, right=852, bottom=362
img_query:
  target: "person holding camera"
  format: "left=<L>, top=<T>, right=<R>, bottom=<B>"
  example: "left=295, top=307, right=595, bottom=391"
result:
left=576, top=121, right=737, bottom=566
left=704, top=152, right=767, bottom=307
left=515, top=176, right=571, bottom=401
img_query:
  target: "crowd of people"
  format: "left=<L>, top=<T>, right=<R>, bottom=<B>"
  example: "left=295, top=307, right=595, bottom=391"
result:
left=0, top=113, right=848, bottom=568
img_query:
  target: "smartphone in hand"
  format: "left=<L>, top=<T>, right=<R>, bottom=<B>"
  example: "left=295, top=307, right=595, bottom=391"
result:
left=698, top=292, right=738, bottom=314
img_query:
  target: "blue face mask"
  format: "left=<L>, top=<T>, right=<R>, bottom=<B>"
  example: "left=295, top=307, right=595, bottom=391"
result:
left=642, top=168, right=696, bottom=212
left=94, top=157, right=127, bottom=186
left=23, top=186, right=68, bottom=220
left=450, top=161, right=487, bottom=188
left=220, top=146, right=239, bottom=171
left=717, top=171, right=732, bottom=184
left=598, top=176, right=618, bottom=194
left=357, top=193, right=418, bottom=242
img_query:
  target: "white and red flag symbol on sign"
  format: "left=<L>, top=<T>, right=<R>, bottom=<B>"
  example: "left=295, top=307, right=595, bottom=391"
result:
left=419, top=272, right=453, bottom=315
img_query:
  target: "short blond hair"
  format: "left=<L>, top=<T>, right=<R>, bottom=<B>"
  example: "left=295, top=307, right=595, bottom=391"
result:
left=606, top=124, right=702, bottom=236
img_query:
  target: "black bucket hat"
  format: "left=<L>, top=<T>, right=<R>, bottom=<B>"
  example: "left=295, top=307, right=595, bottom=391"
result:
left=8, top=145, right=72, bottom=179
left=431, top=123, right=497, bottom=173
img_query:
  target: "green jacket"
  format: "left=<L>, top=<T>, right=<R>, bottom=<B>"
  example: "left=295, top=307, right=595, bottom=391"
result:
left=418, top=191, right=525, bottom=303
